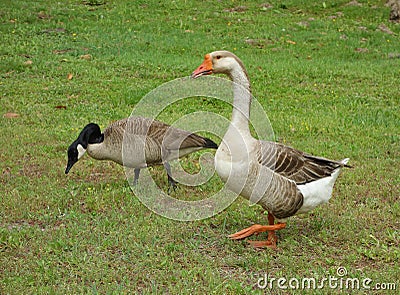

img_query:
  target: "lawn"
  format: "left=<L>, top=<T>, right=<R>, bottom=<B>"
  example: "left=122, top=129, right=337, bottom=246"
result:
left=1, top=0, right=399, bottom=293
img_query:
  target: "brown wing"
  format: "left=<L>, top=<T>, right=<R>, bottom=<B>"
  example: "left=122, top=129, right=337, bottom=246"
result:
left=105, top=117, right=216, bottom=150
left=103, top=118, right=127, bottom=143
left=145, top=118, right=216, bottom=150
left=258, top=140, right=347, bottom=184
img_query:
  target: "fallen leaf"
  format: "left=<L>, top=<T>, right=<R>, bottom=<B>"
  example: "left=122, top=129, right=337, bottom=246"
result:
left=377, top=23, right=393, bottom=34
left=223, top=6, right=247, bottom=12
left=67, top=73, right=73, bottom=80
left=80, top=54, right=92, bottom=60
left=286, top=40, right=296, bottom=45
left=260, top=3, right=273, bottom=9
left=388, top=53, right=400, bottom=59
left=388, top=0, right=400, bottom=22
left=297, top=21, right=309, bottom=27
left=37, top=11, right=51, bottom=19
left=24, top=60, right=33, bottom=65
left=55, top=105, right=67, bottom=109
left=355, top=47, right=368, bottom=53
left=42, top=28, right=66, bottom=34
left=245, top=38, right=275, bottom=48
left=53, top=49, right=72, bottom=54
left=346, top=0, right=362, bottom=6
left=3, top=112, right=20, bottom=118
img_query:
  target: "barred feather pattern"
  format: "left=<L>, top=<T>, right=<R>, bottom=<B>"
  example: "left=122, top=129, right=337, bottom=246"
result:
left=241, top=159, right=304, bottom=219
left=260, top=171, right=304, bottom=219
left=88, top=117, right=215, bottom=167
left=258, top=141, right=345, bottom=185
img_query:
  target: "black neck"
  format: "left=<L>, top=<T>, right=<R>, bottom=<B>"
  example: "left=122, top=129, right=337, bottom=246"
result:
left=78, top=123, right=103, bottom=148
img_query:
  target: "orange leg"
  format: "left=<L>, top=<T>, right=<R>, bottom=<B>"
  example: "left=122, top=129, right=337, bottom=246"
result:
left=228, top=212, right=286, bottom=248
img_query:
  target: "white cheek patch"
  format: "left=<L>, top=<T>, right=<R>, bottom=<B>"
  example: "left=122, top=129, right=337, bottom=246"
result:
left=77, top=144, right=87, bottom=160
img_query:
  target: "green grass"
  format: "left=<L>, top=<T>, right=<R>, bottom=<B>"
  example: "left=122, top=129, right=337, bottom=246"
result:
left=1, top=0, right=399, bottom=293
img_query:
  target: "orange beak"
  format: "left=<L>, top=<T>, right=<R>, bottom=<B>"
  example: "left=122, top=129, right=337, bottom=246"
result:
left=191, top=54, right=213, bottom=79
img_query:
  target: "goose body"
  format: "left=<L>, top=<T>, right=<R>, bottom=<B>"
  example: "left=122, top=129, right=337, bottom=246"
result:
left=66, top=116, right=217, bottom=188
left=192, top=51, right=349, bottom=247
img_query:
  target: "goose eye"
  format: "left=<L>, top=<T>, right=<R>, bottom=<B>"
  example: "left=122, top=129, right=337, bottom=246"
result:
left=216, top=55, right=222, bottom=60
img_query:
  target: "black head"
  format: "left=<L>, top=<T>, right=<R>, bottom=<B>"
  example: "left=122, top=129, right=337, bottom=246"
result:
left=65, top=123, right=103, bottom=174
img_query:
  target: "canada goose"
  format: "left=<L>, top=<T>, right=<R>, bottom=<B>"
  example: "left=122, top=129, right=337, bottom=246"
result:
left=65, top=116, right=218, bottom=189
left=191, top=51, right=350, bottom=248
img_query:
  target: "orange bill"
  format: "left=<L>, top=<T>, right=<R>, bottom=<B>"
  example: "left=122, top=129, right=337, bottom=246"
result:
left=191, top=54, right=213, bottom=78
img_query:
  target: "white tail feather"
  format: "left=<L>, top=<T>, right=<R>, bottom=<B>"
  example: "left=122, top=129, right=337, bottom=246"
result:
left=296, top=158, right=349, bottom=214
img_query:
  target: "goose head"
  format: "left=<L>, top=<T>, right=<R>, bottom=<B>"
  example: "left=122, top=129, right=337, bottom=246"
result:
left=65, top=123, right=103, bottom=174
left=191, top=50, right=248, bottom=80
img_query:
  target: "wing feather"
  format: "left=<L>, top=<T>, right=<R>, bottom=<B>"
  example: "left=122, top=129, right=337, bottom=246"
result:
left=105, top=116, right=215, bottom=153
left=258, top=141, right=347, bottom=184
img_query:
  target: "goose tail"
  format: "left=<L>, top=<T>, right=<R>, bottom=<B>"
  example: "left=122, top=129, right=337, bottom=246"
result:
left=331, top=158, right=350, bottom=182
left=296, top=157, right=349, bottom=215
left=203, top=137, right=218, bottom=149
left=341, top=158, right=352, bottom=168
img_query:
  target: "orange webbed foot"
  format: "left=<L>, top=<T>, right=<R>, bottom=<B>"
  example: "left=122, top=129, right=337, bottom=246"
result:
left=228, top=223, right=286, bottom=240
left=247, top=240, right=277, bottom=249
left=247, top=229, right=280, bottom=249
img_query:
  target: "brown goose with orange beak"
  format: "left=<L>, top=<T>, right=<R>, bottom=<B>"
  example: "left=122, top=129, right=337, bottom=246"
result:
left=191, top=51, right=350, bottom=248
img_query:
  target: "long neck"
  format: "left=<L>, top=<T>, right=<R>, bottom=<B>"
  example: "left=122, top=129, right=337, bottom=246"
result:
left=228, top=66, right=251, bottom=136
left=78, top=124, right=104, bottom=148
